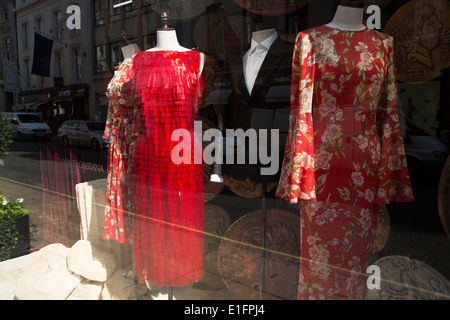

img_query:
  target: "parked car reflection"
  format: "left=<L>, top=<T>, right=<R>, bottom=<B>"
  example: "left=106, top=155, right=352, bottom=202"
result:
left=57, top=120, right=109, bottom=151
left=0, top=112, right=52, bottom=141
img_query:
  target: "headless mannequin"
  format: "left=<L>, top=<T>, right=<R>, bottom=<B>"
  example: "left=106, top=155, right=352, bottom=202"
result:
left=147, top=11, right=205, bottom=88
left=121, top=43, right=140, bottom=60
left=210, top=28, right=279, bottom=183
left=251, top=28, right=278, bottom=44
left=326, top=1, right=366, bottom=31
left=145, top=28, right=210, bottom=181
left=244, top=28, right=278, bottom=94
left=138, top=27, right=206, bottom=299
left=148, top=29, right=191, bottom=52
left=147, top=29, right=205, bottom=73
left=215, top=28, right=278, bottom=181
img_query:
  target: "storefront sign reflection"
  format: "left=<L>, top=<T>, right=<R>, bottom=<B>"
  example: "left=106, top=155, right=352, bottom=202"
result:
left=63, top=158, right=105, bottom=173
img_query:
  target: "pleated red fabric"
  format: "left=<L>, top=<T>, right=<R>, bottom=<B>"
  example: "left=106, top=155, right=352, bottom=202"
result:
left=130, top=50, right=205, bottom=287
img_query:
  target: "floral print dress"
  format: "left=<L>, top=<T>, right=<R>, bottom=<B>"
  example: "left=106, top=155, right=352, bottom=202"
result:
left=103, top=58, right=139, bottom=243
left=276, top=26, right=414, bottom=299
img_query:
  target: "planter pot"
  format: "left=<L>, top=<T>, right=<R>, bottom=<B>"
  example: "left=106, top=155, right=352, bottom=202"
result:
left=10, top=214, right=30, bottom=259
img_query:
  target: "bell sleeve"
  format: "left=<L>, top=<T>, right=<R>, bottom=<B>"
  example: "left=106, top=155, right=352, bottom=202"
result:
left=124, top=62, right=142, bottom=141
left=103, top=99, right=113, bottom=140
left=375, top=36, right=414, bottom=204
left=103, top=72, right=116, bottom=140
left=275, top=32, right=316, bottom=203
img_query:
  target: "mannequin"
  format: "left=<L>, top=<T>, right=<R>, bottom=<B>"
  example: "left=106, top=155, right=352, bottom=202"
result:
left=148, top=29, right=190, bottom=52
left=218, top=26, right=292, bottom=184
left=243, top=28, right=278, bottom=94
left=121, top=43, right=140, bottom=60
left=276, top=0, right=414, bottom=300
left=251, top=28, right=278, bottom=44
left=326, top=0, right=366, bottom=31
left=131, top=12, right=207, bottom=299
left=210, top=28, right=281, bottom=184
left=144, top=15, right=210, bottom=188
left=147, top=12, right=205, bottom=71
left=119, top=30, right=140, bottom=60
left=147, top=28, right=205, bottom=74
left=103, top=34, right=140, bottom=244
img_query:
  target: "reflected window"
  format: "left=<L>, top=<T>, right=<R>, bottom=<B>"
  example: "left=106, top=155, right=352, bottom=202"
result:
left=113, top=0, right=132, bottom=15
left=17, top=114, right=45, bottom=123
left=1, top=3, right=8, bottom=21
left=72, top=47, right=82, bottom=81
left=53, top=10, right=62, bottom=39
left=21, top=23, right=28, bottom=49
left=111, top=42, right=122, bottom=69
left=95, top=45, right=107, bottom=73
left=94, top=0, right=106, bottom=26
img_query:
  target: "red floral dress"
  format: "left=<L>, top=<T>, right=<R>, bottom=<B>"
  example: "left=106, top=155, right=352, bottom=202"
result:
left=103, top=58, right=139, bottom=243
left=130, top=50, right=205, bottom=287
left=276, top=26, right=414, bottom=300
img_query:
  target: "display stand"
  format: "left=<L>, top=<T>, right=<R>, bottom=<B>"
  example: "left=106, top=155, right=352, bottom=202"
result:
left=168, top=285, right=174, bottom=300
left=132, top=277, right=139, bottom=300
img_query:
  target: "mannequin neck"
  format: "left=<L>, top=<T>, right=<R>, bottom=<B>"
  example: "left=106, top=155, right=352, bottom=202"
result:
left=326, top=5, right=366, bottom=31
left=121, top=43, right=140, bottom=60
left=149, top=29, right=190, bottom=52
left=251, top=28, right=278, bottom=44
left=148, top=29, right=205, bottom=73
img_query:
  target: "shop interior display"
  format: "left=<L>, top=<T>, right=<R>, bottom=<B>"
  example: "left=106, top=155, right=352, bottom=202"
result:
left=81, top=0, right=449, bottom=300
left=101, top=4, right=414, bottom=301
left=2, top=0, right=449, bottom=303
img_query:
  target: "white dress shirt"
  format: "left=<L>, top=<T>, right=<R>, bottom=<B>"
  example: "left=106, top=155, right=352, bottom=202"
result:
left=243, top=32, right=278, bottom=95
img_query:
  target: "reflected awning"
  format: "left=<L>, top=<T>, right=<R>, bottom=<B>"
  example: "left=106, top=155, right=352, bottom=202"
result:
left=12, top=101, right=47, bottom=112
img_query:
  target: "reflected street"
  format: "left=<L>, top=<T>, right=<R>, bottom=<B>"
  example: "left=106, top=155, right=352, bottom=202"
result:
left=0, top=135, right=108, bottom=188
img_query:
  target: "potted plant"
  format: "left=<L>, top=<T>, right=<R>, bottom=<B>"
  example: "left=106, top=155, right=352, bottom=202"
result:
left=0, top=193, right=31, bottom=261
left=0, top=113, right=13, bottom=167
left=0, top=113, right=32, bottom=261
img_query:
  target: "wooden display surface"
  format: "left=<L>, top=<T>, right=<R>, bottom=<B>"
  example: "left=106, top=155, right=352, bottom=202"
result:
left=218, top=208, right=300, bottom=300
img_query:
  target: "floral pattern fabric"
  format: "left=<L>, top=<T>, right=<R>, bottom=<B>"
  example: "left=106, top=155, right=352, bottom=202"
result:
left=276, top=26, right=414, bottom=299
left=103, top=58, right=139, bottom=243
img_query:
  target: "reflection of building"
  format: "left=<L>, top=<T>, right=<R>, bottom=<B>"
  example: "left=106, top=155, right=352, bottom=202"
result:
left=92, top=0, right=160, bottom=123
left=91, top=0, right=312, bottom=120
left=0, top=0, right=19, bottom=111
left=6, top=0, right=333, bottom=128
left=14, top=0, right=94, bottom=131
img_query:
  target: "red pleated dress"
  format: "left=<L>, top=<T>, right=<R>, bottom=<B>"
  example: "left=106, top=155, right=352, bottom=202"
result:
left=130, top=50, right=205, bottom=287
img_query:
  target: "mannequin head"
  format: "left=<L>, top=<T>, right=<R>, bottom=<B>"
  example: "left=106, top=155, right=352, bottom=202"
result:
left=338, top=0, right=365, bottom=8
